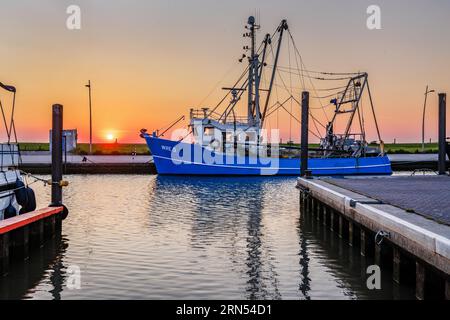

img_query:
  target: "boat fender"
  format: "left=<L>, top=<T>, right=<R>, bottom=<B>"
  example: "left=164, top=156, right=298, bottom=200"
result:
left=14, top=179, right=28, bottom=207
left=61, top=204, right=69, bottom=220
left=20, top=187, right=37, bottom=214
left=49, top=203, right=69, bottom=220
left=4, top=203, right=17, bottom=219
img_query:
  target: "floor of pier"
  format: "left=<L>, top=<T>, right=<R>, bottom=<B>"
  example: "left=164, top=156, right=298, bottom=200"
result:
left=324, top=176, right=450, bottom=226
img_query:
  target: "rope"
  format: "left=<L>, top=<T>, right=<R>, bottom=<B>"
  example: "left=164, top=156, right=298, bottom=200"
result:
left=272, top=65, right=363, bottom=77
left=286, top=29, right=329, bottom=123
left=19, top=170, right=50, bottom=185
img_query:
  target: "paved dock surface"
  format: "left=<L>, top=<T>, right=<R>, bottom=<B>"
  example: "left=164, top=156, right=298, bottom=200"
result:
left=325, top=176, right=450, bottom=226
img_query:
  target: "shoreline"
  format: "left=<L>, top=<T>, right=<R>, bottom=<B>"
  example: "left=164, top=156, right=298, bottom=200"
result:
left=18, top=159, right=448, bottom=175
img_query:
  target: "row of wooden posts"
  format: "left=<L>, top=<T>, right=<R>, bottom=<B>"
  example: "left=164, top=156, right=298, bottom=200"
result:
left=299, top=191, right=449, bottom=300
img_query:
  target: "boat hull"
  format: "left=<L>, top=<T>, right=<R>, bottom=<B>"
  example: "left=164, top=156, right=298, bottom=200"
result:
left=144, top=136, right=392, bottom=176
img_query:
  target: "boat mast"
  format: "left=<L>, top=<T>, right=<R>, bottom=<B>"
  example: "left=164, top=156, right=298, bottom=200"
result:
left=261, top=20, right=287, bottom=128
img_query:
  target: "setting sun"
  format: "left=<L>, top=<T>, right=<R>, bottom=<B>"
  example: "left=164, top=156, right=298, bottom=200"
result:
left=106, top=133, right=114, bottom=141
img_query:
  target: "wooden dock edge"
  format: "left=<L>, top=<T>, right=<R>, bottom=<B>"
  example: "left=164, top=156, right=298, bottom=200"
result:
left=297, top=177, right=450, bottom=299
left=0, top=206, right=64, bottom=276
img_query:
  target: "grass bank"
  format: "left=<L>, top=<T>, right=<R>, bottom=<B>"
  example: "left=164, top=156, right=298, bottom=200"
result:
left=17, top=142, right=439, bottom=155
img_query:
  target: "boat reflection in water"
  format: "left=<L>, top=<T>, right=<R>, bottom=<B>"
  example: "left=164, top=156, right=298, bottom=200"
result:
left=148, top=176, right=410, bottom=299
left=1, top=175, right=415, bottom=299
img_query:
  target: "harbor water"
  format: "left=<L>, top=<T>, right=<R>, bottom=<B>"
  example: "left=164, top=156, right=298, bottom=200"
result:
left=0, top=175, right=415, bottom=300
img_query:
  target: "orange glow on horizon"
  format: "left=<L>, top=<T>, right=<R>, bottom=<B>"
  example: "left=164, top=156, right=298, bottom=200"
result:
left=0, top=2, right=449, bottom=144
left=106, top=133, right=115, bottom=141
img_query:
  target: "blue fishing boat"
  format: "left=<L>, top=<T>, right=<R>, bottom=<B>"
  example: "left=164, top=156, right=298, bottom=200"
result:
left=141, top=17, right=392, bottom=176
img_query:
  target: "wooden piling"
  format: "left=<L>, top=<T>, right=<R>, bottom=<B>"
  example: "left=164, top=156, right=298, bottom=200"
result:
left=360, top=229, right=374, bottom=257
left=375, top=243, right=382, bottom=266
left=0, top=234, right=9, bottom=275
left=330, top=210, right=334, bottom=232
left=416, top=261, right=426, bottom=300
left=446, top=279, right=450, bottom=300
left=12, top=226, right=30, bottom=260
left=438, top=93, right=447, bottom=175
left=316, top=201, right=321, bottom=222
left=393, top=247, right=401, bottom=284
left=300, top=91, right=309, bottom=177
left=36, top=220, right=44, bottom=246
left=348, top=221, right=354, bottom=246
left=51, top=104, right=63, bottom=206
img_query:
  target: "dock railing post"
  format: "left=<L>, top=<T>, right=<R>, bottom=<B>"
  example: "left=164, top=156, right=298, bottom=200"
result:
left=300, top=91, right=309, bottom=177
left=438, top=93, right=447, bottom=175
left=51, top=104, right=63, bottom=206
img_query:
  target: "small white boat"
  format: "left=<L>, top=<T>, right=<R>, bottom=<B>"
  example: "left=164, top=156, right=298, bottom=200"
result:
left=0, top=82, right=36, bottom=220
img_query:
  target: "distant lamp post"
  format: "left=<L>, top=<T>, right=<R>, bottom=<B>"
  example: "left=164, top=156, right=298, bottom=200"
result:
left=85, top=80, right=93, bottom=155
left=421, top=85, right=435, bottom=152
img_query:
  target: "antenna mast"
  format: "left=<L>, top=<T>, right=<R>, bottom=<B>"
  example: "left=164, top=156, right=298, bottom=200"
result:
left=246, top=16, right=261, bottom=128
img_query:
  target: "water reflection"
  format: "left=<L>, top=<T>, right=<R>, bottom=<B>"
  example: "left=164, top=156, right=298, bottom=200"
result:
left=298, top=207, right=415, bottom=300
left=0, top=175, right=416, bottom=299
left=0, top=236, right=68, bottom=300
left=150, top=176, right=282, bottom=299
left=297, top=215, right=311, bottom=299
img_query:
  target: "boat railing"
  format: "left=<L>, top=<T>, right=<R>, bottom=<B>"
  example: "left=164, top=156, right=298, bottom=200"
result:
left=190, top=108, right=248, bottom=125
left=0, top=143, right=20, bottom=169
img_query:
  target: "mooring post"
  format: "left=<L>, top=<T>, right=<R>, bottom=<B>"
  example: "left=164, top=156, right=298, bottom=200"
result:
left=51, top=104, right=63, bottom=206
left=438, top=93, right=447, bottom=175
left=300, top=91, right=309, bottom=177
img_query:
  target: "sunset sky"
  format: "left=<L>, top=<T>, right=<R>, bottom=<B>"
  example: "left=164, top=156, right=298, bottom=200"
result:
left=0, top=0, right=449, bottom=143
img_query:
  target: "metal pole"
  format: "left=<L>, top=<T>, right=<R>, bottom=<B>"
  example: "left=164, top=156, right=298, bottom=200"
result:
left=438, top=93, right=447, bottom=175
left=86, top=80, right=93, bottom=155
left=64, top=135, right=67, bottom=174
left=51, top=104, right=63, bottom=206
left=422, top=86, right=429, bottom=152
left=300, top=91, right=309, bottom=177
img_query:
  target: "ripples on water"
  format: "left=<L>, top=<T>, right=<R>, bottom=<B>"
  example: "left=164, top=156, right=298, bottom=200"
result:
left=0, top=175, right=414, bottom=300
